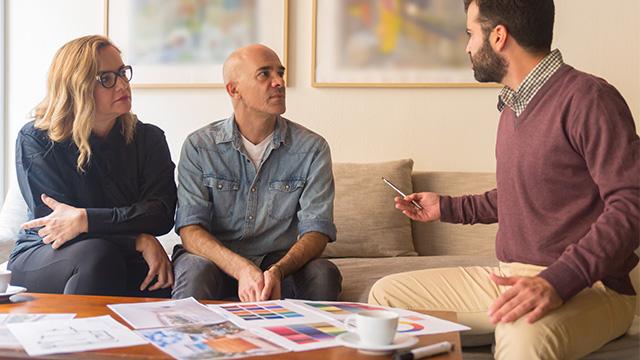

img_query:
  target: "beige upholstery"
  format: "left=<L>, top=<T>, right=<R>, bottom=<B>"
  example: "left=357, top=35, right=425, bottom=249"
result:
left=411, top=171, right=497, bottom=257
left=324, top=159, right=417, bottom=258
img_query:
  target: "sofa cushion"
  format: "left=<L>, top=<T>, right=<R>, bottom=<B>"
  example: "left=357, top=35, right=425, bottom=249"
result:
left=0, top=185, right=27, bottom=243
left=411, top=171, right=498, bottom=257
left=0, top=185, right=28, bottom=261
left=324, top=159, right=417, bottom=258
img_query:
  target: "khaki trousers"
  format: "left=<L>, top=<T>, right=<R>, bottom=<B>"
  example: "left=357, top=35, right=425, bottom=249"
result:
left=368, top=262, right=635, bottom=360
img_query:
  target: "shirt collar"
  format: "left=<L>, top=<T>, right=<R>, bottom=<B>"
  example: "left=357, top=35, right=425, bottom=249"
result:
left=498, top=49, right=564, bottom=116
left=89, top=117, right=124, bottom=149
left=217, top=114, right=288, bottom=149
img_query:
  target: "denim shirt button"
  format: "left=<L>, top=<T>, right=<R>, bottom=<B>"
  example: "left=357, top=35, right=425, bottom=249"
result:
left=285, top=185, right=290, bottom=190
left=251, top=187, right=256, bottom=192
left=248, top=215, right=254, bottom=220
left=217, top=184, right=223, bottom=190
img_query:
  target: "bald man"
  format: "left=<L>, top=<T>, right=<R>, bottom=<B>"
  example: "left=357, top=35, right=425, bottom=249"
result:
left=171, top=44, right=342, bottom=302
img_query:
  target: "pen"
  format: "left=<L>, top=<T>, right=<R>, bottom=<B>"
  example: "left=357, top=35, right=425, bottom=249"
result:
left=382, top=177, right=423, bottom=210
left=392, top=341, right=453, bottom=360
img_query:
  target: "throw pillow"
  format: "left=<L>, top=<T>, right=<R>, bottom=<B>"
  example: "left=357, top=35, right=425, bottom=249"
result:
left=324, top=159, right=417, bottom=258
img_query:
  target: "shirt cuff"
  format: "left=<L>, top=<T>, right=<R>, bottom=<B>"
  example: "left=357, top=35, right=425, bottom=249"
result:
left=86, top=208, right=114, bottom=233
left=538, top=260, right=589, bottom=302
left=175, top=204, right=213, bottom=235
left=439, top=195, right=456, bottom=223
left=298, top=219, right=337, bottom=242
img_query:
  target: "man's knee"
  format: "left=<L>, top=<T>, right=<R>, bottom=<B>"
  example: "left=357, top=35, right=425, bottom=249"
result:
left=494, top=321, right=564, bottom=360
left=172, top=252, right=225, bottom=300
left=369, top=275, right=397, bottom=306
left=296, top=259, right=342, bottom=300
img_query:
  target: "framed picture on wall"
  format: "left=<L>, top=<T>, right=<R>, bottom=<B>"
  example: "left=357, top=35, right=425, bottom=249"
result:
left=105, top=0, right=288, bottom=88
left=312, top=0, right=495, bottom=88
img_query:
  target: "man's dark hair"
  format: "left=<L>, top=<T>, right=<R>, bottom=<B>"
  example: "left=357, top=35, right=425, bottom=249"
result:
left=464, top=0, right=555, bottom=54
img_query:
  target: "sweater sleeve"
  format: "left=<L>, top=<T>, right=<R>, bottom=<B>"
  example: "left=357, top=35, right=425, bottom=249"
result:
left=440, top=188, right=499, bottom=224
left=538, top=83, right=640, bottom=301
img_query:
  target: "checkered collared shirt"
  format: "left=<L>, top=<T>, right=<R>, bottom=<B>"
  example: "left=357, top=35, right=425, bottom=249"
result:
left=498, top=49, right=564, bottom=116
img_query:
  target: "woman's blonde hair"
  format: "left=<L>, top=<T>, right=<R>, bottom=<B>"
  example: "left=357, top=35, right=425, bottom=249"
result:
left=33, top=35, right=135, bottom=172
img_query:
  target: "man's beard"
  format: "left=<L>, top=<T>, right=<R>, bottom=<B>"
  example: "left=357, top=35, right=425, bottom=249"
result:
left=470, top=38, right=508, bottom=83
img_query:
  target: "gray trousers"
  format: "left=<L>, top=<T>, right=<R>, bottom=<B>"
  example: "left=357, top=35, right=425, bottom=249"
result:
left=171, top=245, right=342, bottom=301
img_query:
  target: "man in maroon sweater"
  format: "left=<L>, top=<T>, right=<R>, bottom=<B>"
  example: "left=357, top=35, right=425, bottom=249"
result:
left=369, top=1, right=639, bottom=358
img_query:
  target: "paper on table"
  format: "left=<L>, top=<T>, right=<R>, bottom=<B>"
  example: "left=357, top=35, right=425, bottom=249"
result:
left=0, top=314, right=76, bottom=349
left=289, top=300, right=471, bottom=336
left=207, top=300, right=331, bottom=328
left=138, top=321, right=288, bottom=359
left=108, top=297, right=225, bottom=329
left=7, top=315, right=147, bottom=356
left=250, top=320, right=347, bottom=352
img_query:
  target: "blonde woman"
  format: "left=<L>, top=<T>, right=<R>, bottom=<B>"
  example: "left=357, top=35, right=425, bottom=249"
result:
left=8, top=35, right=177, bottom=297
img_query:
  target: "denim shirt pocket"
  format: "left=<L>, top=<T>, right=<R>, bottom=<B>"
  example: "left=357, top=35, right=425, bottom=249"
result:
left=203, top=176, right=240, bottom=220
left=268, top=179, right=305, bottom=220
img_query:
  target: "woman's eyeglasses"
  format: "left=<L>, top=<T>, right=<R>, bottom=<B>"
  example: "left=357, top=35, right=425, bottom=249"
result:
left=96, top=65, right=133, bottom=88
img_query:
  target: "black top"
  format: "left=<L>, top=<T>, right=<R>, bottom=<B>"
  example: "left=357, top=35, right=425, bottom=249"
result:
left=11, top=118, right=177, bottom=260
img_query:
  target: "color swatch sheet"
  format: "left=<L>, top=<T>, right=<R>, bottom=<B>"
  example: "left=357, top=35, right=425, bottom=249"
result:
left=208, top=300, right=347, bottom=351
left=252, top=321, right=347, bottom=352
left=208, top=300, right=328, bottom=328
left=290, top=300, right=471, bottom=336
left=137, top=321, right=287, bottom=359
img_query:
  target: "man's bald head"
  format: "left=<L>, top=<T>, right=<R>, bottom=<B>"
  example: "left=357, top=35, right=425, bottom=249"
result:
left=222, top=44, right=280, bottom=86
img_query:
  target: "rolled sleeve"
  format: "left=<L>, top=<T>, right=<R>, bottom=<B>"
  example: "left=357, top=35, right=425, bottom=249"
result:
left=175, top=204, right=213, bottom=233
left=298, top=219, right=337, bottom=242
left=296, top=140, right=337, bottom=242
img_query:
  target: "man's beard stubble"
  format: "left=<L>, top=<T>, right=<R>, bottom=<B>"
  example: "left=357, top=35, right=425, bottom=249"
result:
left=470, top=38, right=508, bottom=83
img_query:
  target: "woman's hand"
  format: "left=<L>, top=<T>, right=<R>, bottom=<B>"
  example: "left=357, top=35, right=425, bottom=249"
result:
left=21, top=194, right=88, bottom=249
left=135, top=233, right=174, bottom=291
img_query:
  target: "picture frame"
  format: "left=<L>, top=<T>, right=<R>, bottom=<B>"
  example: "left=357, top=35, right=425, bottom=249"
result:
left=312, top=0, right=496, bottom=88
left=104, top=0, right=288, bottom=88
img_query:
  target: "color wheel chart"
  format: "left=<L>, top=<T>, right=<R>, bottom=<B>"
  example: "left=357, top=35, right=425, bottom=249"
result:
left=264, top=322, right=346, bottom=350
left=398, top=316, right=425, bottom=333
left=219, top=302, right=304, bottom=322
left=299, top=301, right=431, bottom=335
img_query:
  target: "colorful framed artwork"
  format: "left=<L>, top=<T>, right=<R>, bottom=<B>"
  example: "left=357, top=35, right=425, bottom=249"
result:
left=105, top=0, right=288, bottom=88
left=312, top=0, right=496, bottom=88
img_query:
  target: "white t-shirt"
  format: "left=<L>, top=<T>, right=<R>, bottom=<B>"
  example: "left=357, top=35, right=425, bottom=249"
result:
left=241, top=132, right=274, bottom=168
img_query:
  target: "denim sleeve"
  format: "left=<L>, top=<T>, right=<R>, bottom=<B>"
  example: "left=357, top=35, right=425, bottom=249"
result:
left=175, top=136, right=213, bottom=234
left=297, top=140, right=337, bottom=241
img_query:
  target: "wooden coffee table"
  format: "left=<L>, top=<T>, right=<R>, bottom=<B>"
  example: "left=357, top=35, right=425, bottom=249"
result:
left=0, top=293, right=462, bottom=359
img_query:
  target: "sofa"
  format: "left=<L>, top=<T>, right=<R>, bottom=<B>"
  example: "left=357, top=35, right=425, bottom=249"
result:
left=0, top=159, right=637, bottom=359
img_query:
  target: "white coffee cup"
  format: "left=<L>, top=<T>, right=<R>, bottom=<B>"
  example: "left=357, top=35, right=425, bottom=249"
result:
left=344, top=310, right=399, bottom=346
left=0, top=270, right=11, bottom=293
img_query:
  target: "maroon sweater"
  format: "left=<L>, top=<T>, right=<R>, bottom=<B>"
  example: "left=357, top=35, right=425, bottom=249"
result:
left=441, top=65, right=639, bottom=301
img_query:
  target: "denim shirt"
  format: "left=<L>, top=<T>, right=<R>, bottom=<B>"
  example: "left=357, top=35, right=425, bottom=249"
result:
left=175, top=115, right=336, bottom=257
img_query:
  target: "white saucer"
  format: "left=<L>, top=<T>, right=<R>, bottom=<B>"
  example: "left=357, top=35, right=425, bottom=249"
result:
left=0, top=286, right=27, bottom=301
left=336, top=332, right=418, bottom=355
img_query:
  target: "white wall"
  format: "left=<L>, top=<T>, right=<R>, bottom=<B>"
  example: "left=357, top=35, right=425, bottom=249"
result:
left=5, top=0, right=640, bottom=196
left=0, top=0, right=5, bottom=199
